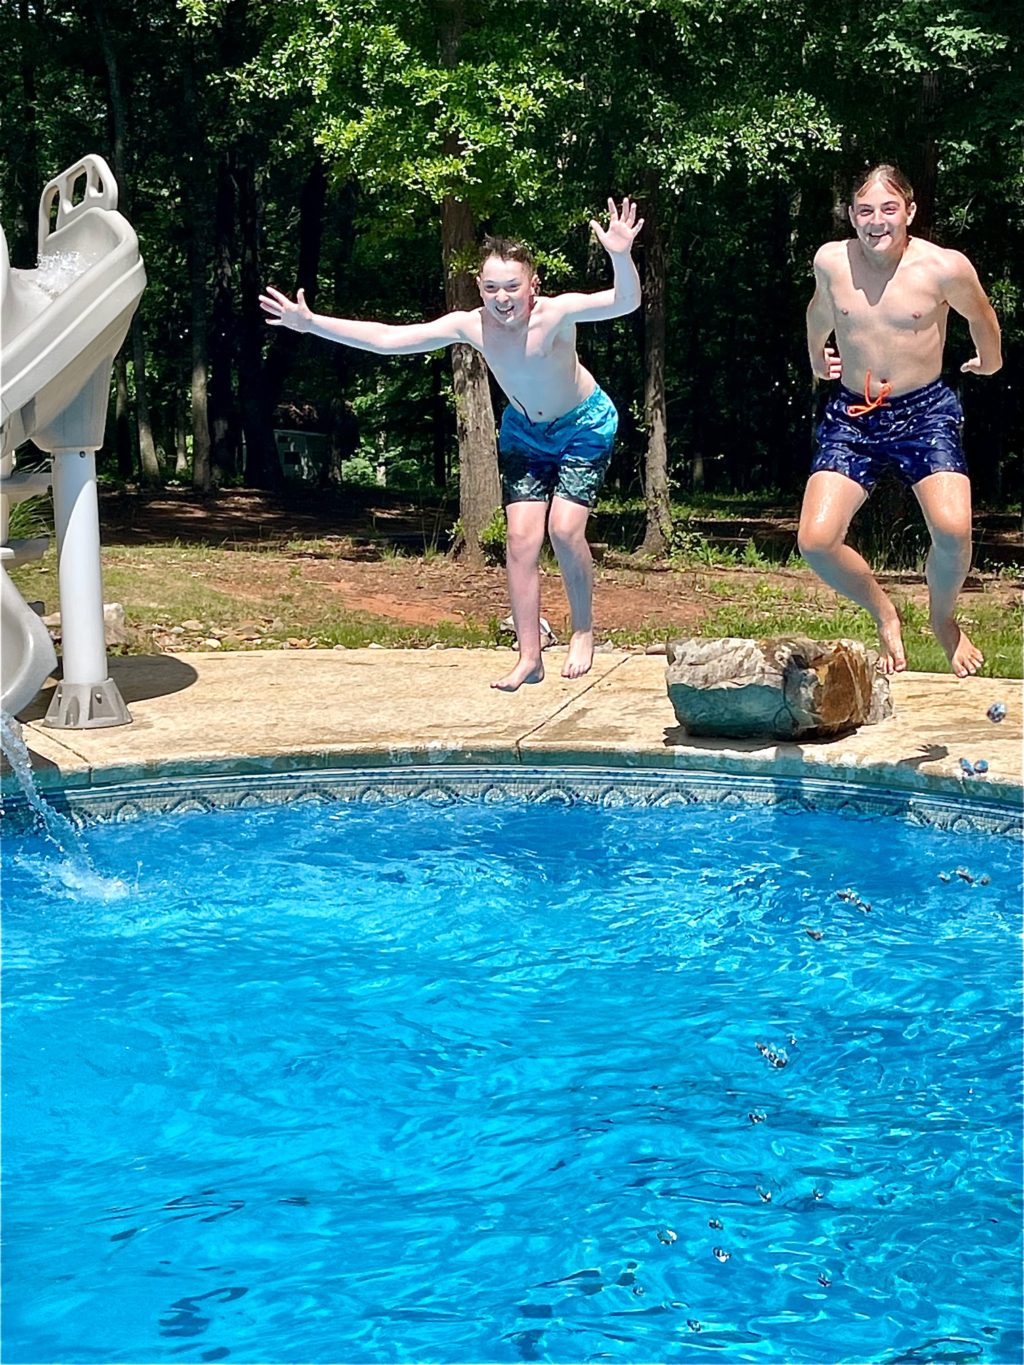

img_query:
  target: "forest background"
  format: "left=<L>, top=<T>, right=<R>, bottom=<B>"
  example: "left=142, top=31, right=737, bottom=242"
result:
left=2, top=0, right=1021, bottom=579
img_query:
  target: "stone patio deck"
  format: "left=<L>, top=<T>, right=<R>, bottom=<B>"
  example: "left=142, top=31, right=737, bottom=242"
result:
left=4, top=649, right=1020, bottom=812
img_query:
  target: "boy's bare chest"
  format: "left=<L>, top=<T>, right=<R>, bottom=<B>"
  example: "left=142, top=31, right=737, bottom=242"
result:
left=831, top=267, right=946, bottom=333
left=485, top=318, right=565, bottom=370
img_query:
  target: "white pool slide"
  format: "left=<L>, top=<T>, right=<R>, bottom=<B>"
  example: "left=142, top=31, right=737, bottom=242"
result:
left=1, top=154, right=146, bottom=725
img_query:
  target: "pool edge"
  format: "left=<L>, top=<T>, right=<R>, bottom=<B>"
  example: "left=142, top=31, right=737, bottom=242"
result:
left=2, top=757, right=1020, bottom=837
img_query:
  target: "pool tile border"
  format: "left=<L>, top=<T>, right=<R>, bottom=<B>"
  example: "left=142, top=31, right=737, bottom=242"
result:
left=3, top=764, right=1020, bottom=837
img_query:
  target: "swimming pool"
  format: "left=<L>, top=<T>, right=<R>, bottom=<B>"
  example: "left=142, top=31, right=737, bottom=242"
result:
left=2, top=771, right=1021, bottom=1363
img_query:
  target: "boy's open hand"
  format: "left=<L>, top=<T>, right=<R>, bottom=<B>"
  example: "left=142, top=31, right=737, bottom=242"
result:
left=590, top=197, right=644, bottom=255
left=260, top=285, right=313, bottom=331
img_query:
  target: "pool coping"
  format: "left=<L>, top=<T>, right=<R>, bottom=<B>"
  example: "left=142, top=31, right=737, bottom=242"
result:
left=3, top=649, right=1020, bottom=833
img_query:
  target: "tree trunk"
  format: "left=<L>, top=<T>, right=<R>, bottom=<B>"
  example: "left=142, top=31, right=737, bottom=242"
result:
left=209, top=151, right=238, bottom=481
left=91, top=0, right=159, bottom=484
left=640, top=176, right=672, bottom=556
left=686, top=293, right=711, bottom=493
left=113, top=354, right=133, bottom=478
left=431, top=355, right=450, bottom=489
left=228, top=151, right=327, bottom=491
left=11, top=0, right=41, bottom=268
left=236, top=154, right=282, bottom=489
left=131, top=316, right=161, bottom=484
left=189, top=265, right=213, bottom=493
left=442, top=195, right=499, bottom=563
left=759, top=185, right=797, bottom=489
left=179, top=38, right=213, bottom=491
left=437, top=0, right=499, bottom=564
left=912, top=70, right=941, bottom=241
left=296, top=156, right=327, bottom=307
left=174, top=407, right=189, bottom=478
left=258, top=154, right=328, bottom=460
left=326, top=179, right=359, bottom=478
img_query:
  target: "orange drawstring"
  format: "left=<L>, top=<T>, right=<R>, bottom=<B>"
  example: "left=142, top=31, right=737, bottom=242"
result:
left=846, top=371, right=893, bottom=417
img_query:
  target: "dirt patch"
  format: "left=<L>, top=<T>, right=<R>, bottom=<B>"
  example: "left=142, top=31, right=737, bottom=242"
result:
left=99, top=485, right=1021, bottom=641
left=291, top=554, right=713, bottom=636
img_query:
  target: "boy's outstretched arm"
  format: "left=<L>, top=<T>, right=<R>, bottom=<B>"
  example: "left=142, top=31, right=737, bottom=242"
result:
left=259, top=286, right=473, bottom=354
left=551, top=197, right=644, bottom=324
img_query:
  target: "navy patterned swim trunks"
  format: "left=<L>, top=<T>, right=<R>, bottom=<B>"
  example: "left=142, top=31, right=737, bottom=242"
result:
left=811, top=378, right=967, bottom=491
left=499, top=385, right=618, bottom=509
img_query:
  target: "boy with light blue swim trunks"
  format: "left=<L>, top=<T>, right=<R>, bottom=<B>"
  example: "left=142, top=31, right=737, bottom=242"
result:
left=262, top=197, right=644, bottom=690
left=798, top=164, right=1002, bottom=677
left=499, top=383, right=619, bottom=514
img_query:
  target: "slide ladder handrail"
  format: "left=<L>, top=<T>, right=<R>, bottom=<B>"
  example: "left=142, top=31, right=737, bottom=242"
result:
left=37, top=154, right=119, bottom=250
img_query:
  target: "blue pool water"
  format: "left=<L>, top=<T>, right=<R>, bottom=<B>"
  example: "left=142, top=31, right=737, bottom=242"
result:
left=2, top=792, right=1021, bottom=1364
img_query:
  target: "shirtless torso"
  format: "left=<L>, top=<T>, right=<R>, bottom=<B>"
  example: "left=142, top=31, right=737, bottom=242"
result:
left=799, top=170, right=1002, bottom=679
left=259, top=195, right=644, bottom=691
left=465, top=299, right=594, bottom=421
left=807, top=189, right=1001, bottom=398
left=814, top=236, right=955, bottom=396
left=260, top=237, right=635, bottom=424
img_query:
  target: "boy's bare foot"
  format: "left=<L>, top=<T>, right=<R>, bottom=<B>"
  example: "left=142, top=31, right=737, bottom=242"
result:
left=932, top=616, right=984, bottom=677
left=562, top=630, right=594, bottom=680
left=491, top=659, right=544, bottom=692
left=876, top=615, right=907, bottom=674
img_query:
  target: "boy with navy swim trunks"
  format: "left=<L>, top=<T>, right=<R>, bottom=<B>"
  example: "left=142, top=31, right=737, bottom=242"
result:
left=798, top=164, right=1002, bottom=677
left=261, top=198, right=643, bottom=691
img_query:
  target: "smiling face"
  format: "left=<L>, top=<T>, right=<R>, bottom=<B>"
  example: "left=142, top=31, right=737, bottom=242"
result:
left=477, top=256, right=538, bottom=325
left=848, top=177, right=916, bottom=259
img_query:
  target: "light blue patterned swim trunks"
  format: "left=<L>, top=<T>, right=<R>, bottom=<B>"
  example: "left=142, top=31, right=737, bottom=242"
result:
left=499, top=385, right=618, bottom=509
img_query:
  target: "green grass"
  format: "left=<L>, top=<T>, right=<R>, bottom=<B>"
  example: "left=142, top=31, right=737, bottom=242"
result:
left=700, top=596, right=1022, bottom=677
left=594, top=490, right=794, bottom=522
left=9, top=546, right=501, bottom=653
left=604, top=588, right=1021, bottom=677
left=10, top=538, right=1020, bottom=677
left=594, top=488, right=1017, bottom=574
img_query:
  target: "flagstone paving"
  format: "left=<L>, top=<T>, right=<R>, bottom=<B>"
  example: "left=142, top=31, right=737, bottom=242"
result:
left=5, top=649, right=1019, bottom=811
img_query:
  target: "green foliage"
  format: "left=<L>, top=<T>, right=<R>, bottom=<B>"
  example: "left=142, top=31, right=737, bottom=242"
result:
left=478, top=508, right=507, bottom=562
left=451, top=508, right=506, bottom=564
left=741, top=538, right=770, bottom=568
left=5, top=497, right=53, bottom=543
left=667, top=524, right=735, bottom=567
left=842, top=477, right=932, bottom=573
left=243, top=1, right=578, bottom=222
left=858, top=4, right=1008, bottom=73
left=665, top=520, right=780, bottom=569
left=337, top=454, right=380, bottom=488
left=2, top=0, right=1020, bottom=506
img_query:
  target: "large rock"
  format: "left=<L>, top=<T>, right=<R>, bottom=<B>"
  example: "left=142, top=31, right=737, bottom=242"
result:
left=666, top=636, right=892, bottom=739
left=42, top=601, right=128, bottom=647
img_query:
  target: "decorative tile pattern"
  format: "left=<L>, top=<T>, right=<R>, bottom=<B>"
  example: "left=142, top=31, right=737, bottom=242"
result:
left=2, top=765, right=1020, bottom=837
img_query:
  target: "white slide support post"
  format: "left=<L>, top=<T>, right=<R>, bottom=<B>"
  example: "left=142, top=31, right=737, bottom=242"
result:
left=45, top=445, right=129, bottom=727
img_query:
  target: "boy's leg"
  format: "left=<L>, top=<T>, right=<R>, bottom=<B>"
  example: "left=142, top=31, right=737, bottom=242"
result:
left=797, top=470, right=907, bottom=672
left=491, top=500, right=549, bottom=691
left=912, top=471, right=983, bottom=677
left=547, top=495, right=596, bottom=679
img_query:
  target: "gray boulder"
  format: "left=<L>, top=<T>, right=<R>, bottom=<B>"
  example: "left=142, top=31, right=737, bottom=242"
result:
left=666, top=636, right=892, bottom=739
